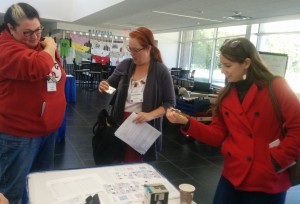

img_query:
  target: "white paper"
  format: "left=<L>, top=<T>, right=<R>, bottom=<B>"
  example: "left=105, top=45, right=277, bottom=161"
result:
left=269, top=139, right=296, bottom=173
left=114, top=112, right=161, bottom=155
left=47, top=174, right=104, bottom=200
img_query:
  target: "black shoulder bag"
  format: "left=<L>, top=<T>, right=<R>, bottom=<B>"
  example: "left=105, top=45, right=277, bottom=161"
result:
left=92, top=109, right=126, bottom=165
left=92, top=60, right=133, bottom=165
left=268, top=79, right=300, bottom=186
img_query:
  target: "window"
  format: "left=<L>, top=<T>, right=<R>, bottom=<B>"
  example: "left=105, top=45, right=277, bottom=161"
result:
left=189, top=29, right=215, bottom=82
left=258, top=33, right=300, bottom=96
left=178, top=31, right=193, bottom=69
left=177, top=21, right=300, bottom=98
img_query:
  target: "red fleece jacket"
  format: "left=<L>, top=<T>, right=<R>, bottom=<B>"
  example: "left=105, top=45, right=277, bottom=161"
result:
left=0, top=30, right=66, bottom=137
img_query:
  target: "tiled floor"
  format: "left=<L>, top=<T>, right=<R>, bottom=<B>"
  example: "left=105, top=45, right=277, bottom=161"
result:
left=54, top=86, right=300, bottom=204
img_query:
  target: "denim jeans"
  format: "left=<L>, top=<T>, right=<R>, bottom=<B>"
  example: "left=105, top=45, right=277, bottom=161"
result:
left=0, top=131, right=57, bottom=204
left=213, top=176, right=286, bottom=204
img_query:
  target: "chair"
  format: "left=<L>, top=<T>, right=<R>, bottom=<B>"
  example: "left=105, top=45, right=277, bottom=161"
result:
left=73, top=60, right=91, bottom=88
left=170, top=68, right=182, bottom=84
left=177, top=69, right=190, bottom=86
left=90, top=63, right=103, bottom=89
left=191, top=81, right=212, bottom=93
left=186, top=70, right=196, bottom=90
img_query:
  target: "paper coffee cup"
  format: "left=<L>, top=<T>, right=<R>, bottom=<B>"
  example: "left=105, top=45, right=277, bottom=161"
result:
left=179, top=184, right=195, bottom=204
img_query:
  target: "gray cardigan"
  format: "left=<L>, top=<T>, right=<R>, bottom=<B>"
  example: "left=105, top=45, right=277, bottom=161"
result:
left=107, top=58, right=176, bottom=161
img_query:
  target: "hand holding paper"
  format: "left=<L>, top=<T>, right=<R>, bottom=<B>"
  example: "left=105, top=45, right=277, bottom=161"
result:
left=114, top=112, right=161, bottom=155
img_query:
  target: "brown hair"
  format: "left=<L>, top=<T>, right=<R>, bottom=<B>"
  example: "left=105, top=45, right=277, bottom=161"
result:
left=0, top=3, right=40, bottom=32
left=213, top=38, right=275, bottom=115
left=129, top=27, right=163, bottom=63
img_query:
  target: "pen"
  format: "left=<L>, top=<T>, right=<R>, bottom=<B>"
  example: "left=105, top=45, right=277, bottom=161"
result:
left=170, top=107, right=189, bottom=118
left=144, top=184, right=153, bottom=193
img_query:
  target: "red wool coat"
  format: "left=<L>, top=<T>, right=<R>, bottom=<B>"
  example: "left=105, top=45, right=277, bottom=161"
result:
left=182, top=77, right=300, bottom=193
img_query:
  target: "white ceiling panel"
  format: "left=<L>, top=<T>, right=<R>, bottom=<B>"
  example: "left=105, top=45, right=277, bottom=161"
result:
left=1, top=0, right=300, bottom=33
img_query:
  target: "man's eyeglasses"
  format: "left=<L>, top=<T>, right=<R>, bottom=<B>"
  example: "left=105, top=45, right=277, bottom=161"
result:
left=23, top=26, right=44, bottom=37
left=126, top=46, right=144, bottom=53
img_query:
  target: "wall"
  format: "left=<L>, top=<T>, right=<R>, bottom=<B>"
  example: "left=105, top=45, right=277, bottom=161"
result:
left=154, top=32, right=179, bottom=68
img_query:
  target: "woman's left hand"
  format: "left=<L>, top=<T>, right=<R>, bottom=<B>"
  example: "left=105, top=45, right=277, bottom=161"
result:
left=133, top=112, right=153, bottom=123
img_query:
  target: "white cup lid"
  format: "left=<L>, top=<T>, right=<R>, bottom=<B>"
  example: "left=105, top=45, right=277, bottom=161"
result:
left=179, top=184, right=196, bottom=192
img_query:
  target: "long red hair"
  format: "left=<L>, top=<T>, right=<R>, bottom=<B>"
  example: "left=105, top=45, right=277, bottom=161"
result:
left=129, top=27, right=163, bottom=63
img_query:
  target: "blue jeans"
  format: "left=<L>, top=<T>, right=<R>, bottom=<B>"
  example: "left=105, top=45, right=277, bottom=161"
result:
left=0, top=132, right=57, bottom=204
left=213, top=176, right=286, bottom=204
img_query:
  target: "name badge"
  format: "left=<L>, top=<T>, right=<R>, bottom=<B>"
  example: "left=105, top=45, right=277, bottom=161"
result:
left=47, top=81, right=57, bottom=92
left=130, top=91, right=143, bottom=103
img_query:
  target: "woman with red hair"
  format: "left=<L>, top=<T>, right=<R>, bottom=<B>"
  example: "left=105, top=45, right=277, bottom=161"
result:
left=99, top=27, right=175, bottom=162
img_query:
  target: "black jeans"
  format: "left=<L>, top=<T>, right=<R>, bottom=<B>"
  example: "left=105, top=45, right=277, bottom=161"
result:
left=213, top=176, right=286, bottom=204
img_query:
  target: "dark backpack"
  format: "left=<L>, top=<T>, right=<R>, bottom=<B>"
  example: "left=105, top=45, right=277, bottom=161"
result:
left=92, top=109, right=126, bottom=165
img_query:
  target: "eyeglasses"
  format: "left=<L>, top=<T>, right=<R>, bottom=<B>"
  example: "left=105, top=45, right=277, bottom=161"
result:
left=220, top=39, right=249, bottom=59
left=220, top=39, right=248, bottom=53
left=221, top=39, right=240, bottom=49
left=228, top=40, right=240, bottom=48
left=23, top=26, right=44, bottom=37
left=126, top=46, right=144, bottom=53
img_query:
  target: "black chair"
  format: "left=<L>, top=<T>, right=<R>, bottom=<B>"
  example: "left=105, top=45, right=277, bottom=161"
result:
left=73, top=60, right=91, bottom=88
left=90, top=63, right=103, bottom=89
left=178, top=69, right=190, bottom=86
left=186, top=70, right=196, bottom=90
left=191, top=81, right=212, bottom=93
left=170, top=68, right=182, bottom=84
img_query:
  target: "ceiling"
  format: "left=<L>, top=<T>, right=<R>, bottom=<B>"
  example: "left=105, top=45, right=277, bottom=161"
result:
left=2, top=0, right=300, bottom=33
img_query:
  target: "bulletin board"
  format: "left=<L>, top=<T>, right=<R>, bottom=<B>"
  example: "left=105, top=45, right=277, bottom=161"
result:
left=259, top=51, right=288, bottom=77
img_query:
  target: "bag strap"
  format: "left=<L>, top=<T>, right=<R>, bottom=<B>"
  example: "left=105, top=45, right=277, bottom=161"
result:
left=109, top=59, right=132, bottom=106
left=268, top=77, right=286, bottom=137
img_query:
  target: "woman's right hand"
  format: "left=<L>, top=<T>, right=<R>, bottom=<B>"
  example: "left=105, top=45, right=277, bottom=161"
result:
left=40, top=37, right=57, bottom=60
left=98, top=80, right=110, bottom=93
left=40, top=37, right=57, bottom=51
left=166, top=108, right=189, bottom=125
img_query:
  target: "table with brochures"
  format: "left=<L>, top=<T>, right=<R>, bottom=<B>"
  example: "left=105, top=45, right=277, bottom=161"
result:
left=27, top=163, right=197, bottom=204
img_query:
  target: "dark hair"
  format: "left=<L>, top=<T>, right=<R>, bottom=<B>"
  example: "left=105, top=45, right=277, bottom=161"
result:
left=129, top=27, right=163, bottom=63
left=0, top=3, right=40, bottom=32
left=213, top=37, right=275, bottom=115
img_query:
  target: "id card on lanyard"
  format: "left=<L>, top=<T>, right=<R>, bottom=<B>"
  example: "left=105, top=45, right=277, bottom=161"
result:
left=46, top=61, right=62, bottom=92
left=47, top=76, right=57, bottom=92
left=129, top=78, right=146, bottom=103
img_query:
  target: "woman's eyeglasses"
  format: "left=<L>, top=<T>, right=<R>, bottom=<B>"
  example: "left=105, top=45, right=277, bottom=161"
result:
left=220, top=39, right=249, bottom=58
left=23, top=26, right=44, bottom=37
left=228, top=40, right=240, bottom=48
left=126, top=46, right=144, bottom=53
left=221, top=39, right=240, bottom=49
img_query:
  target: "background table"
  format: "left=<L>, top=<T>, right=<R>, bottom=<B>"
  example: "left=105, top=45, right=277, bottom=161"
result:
left=65, top=75, right=76, bottom=103
left=57, top=75, right=76, bottom=142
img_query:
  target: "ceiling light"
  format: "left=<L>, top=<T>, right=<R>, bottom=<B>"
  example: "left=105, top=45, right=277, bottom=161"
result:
left=152, top=10, right=222, bottom=23
left=224, top=11, right=252, bottom=21
left=104, top=23, right=136, bottom=29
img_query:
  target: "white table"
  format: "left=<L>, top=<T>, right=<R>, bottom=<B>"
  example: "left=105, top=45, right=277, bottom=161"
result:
left=27, top=163, right=195, bottom=204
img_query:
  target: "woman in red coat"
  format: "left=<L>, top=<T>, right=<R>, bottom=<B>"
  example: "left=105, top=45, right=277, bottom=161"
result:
left=166, top=38, right=300, bottom=204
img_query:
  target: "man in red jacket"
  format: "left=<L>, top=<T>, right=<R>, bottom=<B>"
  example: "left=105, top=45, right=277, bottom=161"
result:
left=0, top=3, right=66, bottom=204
